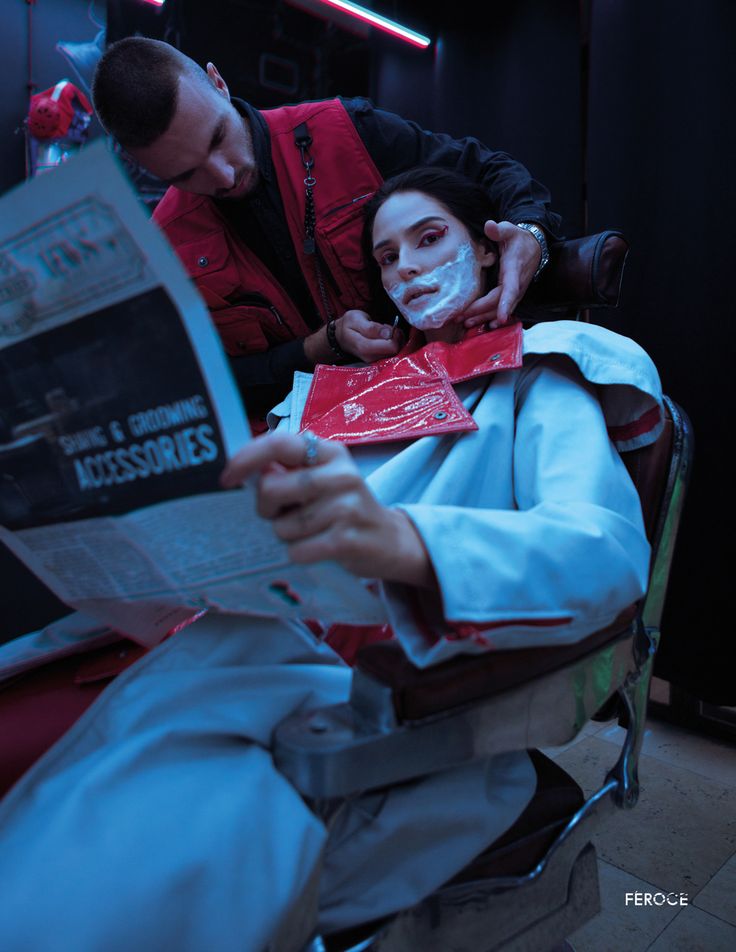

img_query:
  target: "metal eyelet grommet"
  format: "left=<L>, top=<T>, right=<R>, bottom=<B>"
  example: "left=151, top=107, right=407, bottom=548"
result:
left=197, top=256, right=209, bottom=267
left=489, top=353, right=501, bottom=361
left=434, top=411, right=448, bottom=420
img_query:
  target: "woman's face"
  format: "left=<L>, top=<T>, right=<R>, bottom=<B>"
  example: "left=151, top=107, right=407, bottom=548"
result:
left=370, top=190, right=496, bottom=331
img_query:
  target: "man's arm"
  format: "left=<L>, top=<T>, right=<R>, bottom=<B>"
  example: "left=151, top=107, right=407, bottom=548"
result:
left=228, top=339, right=311, bottom=423
left=346, top=98, right=561, bottom=235
left=229, top=315, right=401, bottom=420
left=346, top=98, right=562, bottom=323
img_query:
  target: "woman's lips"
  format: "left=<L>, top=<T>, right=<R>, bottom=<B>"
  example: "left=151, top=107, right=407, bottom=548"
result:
left=404, top=287, right=436, bottom=306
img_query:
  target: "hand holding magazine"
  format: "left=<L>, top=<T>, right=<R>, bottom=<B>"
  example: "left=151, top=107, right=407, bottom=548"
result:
left=0, top=142, right=385, bottom=650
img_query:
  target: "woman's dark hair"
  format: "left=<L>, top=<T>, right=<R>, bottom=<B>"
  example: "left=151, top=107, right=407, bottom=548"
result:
left=363, top=167, right=495, bottom=249
left=92, top=37, right=210, bottom=149
left=362, top=167, right=498, bottom=320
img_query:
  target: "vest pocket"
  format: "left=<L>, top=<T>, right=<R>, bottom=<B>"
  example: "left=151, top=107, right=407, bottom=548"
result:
left=316, top=196, right=374, bottom=309
left=175, top=230, right=239, bottom=301
left=213, top=304, right=293, bottom=356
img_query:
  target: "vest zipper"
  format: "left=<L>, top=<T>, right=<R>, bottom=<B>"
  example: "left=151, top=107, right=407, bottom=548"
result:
left=321, top=192, right=374, bottom=220
left=225, top=292, right=285, bottom=326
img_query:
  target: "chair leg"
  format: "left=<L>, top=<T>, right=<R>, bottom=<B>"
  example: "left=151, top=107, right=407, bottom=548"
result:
left=606, top=623, right=660, bottom=808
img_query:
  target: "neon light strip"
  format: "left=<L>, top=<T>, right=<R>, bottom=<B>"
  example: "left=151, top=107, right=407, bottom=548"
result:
left=140, top=0, right=166, bottom=7
left=315, top=0, right=430, bottom=48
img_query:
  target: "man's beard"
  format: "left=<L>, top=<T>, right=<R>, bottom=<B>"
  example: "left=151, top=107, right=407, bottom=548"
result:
left=215, top=165, right=257, bottom=200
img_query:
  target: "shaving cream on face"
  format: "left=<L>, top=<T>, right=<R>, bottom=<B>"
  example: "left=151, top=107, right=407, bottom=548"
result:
left=386, top=241, right=483, bottom=330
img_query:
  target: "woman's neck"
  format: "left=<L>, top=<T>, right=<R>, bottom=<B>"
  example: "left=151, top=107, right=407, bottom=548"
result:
left=423, top=321, right=466, bottom=344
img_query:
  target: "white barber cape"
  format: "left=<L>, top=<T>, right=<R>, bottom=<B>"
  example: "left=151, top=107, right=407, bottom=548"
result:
left=0, top=321, right=662, bottom=951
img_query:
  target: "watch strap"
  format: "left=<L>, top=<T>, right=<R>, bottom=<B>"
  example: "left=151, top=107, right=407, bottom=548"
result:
left=517, top=222, right=550, bottom=281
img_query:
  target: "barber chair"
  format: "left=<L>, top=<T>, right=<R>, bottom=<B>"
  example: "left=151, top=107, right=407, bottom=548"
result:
left=272, top=393, right=692, bottom=952
left=519, top=229, right=629, bottom=321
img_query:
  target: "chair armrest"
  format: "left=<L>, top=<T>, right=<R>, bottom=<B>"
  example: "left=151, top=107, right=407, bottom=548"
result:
left=273, top=607, right=643, bottom=798
left=352, top=606, right=638, bottom=724
left=518, top=230, right=630, bottom=317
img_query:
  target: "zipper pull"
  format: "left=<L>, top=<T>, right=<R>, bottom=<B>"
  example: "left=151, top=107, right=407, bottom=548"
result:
left=269, top=305, right=285, bottom=326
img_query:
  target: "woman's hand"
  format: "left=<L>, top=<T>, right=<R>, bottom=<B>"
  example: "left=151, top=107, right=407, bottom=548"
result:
left=220, top=432, right=434, bottom=588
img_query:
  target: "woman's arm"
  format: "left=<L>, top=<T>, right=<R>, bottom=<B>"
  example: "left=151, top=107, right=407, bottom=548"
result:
left=386, top=357, right=652, bottom=666
left=222, top=356, right=652, bottom=668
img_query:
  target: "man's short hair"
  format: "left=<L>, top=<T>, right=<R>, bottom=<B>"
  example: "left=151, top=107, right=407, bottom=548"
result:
left=92, top=37, right=209, bottom=149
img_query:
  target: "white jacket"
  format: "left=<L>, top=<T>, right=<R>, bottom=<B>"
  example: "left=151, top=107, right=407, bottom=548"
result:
left=0, top=320, right=663, bottom=950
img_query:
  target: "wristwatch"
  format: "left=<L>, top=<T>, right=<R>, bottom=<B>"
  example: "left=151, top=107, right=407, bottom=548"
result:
left=516, top=222, right=550, bottom=281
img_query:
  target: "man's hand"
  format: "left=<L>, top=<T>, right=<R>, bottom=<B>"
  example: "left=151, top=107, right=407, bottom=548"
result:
left=462, top=220, right=542, bottom=329
left=304, top=310, right=402, bottom=365
left=220, top=432, right=433, bottom=588
left=335, top=309, right=403, bottom=362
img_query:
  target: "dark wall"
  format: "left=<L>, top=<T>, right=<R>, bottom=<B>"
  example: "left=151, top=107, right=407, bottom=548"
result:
left=586, top=1, right=736, bottom=702
left=105, top=0, right=374, bottom=108
left=375, top=1, right=584, bottom=235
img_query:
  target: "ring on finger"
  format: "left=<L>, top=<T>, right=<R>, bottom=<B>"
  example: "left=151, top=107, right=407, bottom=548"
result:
left=302, top=430, right=320, bottom=467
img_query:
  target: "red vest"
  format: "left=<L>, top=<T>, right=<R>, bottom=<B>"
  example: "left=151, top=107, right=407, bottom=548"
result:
left=153, top=99, right=383, bottom=357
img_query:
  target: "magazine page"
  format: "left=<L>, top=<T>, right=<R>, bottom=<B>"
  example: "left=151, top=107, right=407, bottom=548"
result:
left=0, top=142, right=385, bottom=645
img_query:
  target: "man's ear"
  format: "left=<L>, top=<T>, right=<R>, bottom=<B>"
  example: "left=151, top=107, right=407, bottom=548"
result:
left=206, top=62, right=230, bottom=100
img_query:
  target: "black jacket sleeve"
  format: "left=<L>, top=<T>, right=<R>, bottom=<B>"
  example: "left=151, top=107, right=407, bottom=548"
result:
left=228, top=339, right=312, bottom=421
left=344, top=97, right=562, bottom=237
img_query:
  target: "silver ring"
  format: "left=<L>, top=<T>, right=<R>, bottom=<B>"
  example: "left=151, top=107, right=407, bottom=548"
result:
left=302, top=430, right=320, bottom=467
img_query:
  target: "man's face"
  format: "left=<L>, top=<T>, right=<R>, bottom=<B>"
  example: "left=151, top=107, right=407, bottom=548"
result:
left=128, top=64, right=258, bottom=199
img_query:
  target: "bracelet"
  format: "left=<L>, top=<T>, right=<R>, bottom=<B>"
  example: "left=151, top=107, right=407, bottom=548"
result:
left=326, top=319, right=350, bottom=362
left=516, top=222, right=550, bottom=282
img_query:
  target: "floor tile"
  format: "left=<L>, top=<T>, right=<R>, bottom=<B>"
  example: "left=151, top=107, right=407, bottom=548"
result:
left=647, top=904, right=736, bottom=951
left=568, top=860, right=681, bottom=952
left=597, top=716, right=736, bottom=788
left=552, top=736, right=736, bottom=896
left=694, top=854, right=736, bottom=926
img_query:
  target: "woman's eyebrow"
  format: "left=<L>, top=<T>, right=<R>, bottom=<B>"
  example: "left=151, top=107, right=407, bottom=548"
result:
left=162, top=118, right=227, bottom=186
left=373, top=215, right=447, bottom=253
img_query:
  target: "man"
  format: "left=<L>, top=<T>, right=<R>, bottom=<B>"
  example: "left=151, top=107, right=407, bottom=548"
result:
left=92, top=37, right=560, bottom=425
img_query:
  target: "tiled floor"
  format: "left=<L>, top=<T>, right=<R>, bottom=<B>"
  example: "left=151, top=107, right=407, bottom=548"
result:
left=542, top=706, right=736, bottom=952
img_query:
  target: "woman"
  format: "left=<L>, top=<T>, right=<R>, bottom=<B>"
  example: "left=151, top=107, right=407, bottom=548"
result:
left=236, top=167, right=660, bottom=667
left=0, top=170, right=662, bottom=951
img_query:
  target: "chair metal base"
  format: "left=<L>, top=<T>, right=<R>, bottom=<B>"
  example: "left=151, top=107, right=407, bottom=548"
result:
left=319, top=843, right=600, bottom=952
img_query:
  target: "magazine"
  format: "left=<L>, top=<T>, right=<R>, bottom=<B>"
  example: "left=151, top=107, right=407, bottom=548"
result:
left=0, top=142, right=385, bottom=650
